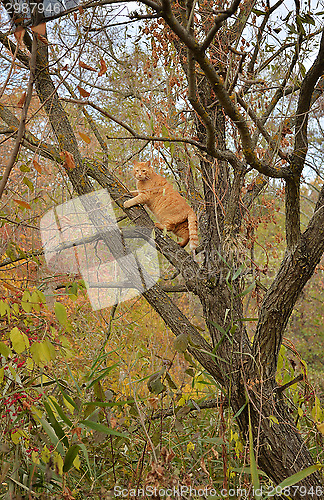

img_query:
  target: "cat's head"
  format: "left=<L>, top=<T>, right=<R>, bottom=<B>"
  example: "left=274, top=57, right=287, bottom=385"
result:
left=133, top=161, right=154, bottom=181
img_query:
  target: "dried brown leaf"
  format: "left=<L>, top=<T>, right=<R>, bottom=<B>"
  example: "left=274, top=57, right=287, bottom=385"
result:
left=31, top=23, right=46, bottom=35
left=14, top=26, right=25, bottom=46
left=77, top=86, right=90, bottom=98
left=79, top=61, right=96, bottom=72
left=98, top=58, right=107, bottom=76
left=17, top=92, right=26, bottom=108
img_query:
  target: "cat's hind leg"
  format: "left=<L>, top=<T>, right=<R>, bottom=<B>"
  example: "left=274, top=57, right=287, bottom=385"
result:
left=173, top=220, right=189, bottom=247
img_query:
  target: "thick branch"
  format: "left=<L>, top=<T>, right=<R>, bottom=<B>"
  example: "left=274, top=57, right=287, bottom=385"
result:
left=253, top=190, right=324, bottom=379
left=159, top=0, right=289, bottom=179
left=200, top=0, right=241, bottom=53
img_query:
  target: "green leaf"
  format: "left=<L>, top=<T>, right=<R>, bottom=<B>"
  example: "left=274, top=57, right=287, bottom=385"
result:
left=44, top=400, right=69, bottom=447
left=23, top=176, right=34, bottom=191
left=248, top=404, right=261, bottom=499
left=40, top=417, right=65, bottom=456
left=0, top=341, right=12, bottom=358
left=63, top=444, right=80, bottom=473
left=86, top=364, right=118, bottom=389
left=55, top=302, right=68, bottom=327
left=20, top=164, right=31, bottom=172
left=48, top=396, right=73, bottom=427
left=80, top=419, right=128, bottom=438
left=264, top=465, right=321, bottom=497
left=173, top=333, right=189, bottom=353
left=239, top=281, right=256, bottom=297
left=0, top=300, right=9, bottom=316
left=21, top=291, right=32, bottom=313
left=147, top=371, right=166, bottom=395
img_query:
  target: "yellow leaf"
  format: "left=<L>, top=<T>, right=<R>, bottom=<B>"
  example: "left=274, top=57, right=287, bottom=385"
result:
left=42, top=445, right=51, bottom=463
left=186, top=441, right=195, bottom=453
left=54, top=452, right=63, bottom=475
left=317, top=422, right=324, bottom=435
left=73, top=453, right=81, bottom=470
left=79, top=131, right=91, bottom=144
left=63, top=396, right=74, bottom=414
left=32, top=451, right=40, bottom=464
left=11, top=429, right=28, bottom=444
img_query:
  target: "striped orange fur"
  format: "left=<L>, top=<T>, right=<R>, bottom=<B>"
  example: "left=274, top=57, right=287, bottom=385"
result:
left=124, top=161, right=198, bottom=251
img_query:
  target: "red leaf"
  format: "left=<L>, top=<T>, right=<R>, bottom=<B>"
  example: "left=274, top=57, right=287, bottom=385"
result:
left=79, top=61, right=96, bottom=72
left=98, top=58, right=107, bottom=76
left=17, top=92, right=26, bottom=108
left=13, top=199, right=31, bottom=209
left=33, top=159, right=42, bottom=174
left=77, top=86, right=90, bottom=98
left=60, top=151, right=76, bottom=170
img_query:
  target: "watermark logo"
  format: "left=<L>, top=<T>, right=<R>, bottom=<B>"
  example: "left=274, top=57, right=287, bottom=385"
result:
left=40, top=189, right=160, bottom=310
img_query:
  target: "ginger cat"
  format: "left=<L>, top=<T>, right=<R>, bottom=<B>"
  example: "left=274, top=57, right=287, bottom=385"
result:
left=124, top=161, right=198, bottom=251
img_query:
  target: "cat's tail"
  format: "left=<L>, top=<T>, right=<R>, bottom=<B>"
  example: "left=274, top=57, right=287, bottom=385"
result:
left=188, top=212, right=198, bottom=251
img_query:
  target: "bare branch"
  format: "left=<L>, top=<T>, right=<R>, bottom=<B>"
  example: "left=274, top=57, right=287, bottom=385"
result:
left=0, top=35, right=37, bottom=200
left=200, top=0, right=241, bottom=53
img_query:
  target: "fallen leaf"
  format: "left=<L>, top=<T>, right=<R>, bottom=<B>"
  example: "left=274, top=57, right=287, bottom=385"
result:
left=2, top=282, right=20, bottom=292
left=78, top=6, right=84, bottom=14
left=79, top=131, right=91, bottom=144
left=17, top=92, right=26, bottom=108
left=73, top=12, right=77, bottom=21
left=98, top=58, right=107, bottom=76
left=77, top=86, right=90, bottom=98
left=79, top=61, right=96, bottom=72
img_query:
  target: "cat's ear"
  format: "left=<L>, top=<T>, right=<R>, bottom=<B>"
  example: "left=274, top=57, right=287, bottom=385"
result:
left=144, top=160, right=151, bottom=168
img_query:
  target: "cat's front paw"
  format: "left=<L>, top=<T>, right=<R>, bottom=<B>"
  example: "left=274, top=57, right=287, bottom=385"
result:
left=124, top=199, right=133, bottom=208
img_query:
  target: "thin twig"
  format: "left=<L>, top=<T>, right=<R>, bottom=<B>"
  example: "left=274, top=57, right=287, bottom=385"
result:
left=0, top=35, right=37, bottom=200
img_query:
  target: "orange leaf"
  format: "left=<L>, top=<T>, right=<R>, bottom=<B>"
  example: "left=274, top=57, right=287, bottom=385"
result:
left=79, top=61, right=96, bottom=72
left=78, top=6, right=84, bottom=14
left=33, top=159, right=42, bottom=173
left=2, top=282, right=20, bottom=292
left=60, top=151, right=76, bottom=170
left=13, top=199, right=31, bottom=209
left=14, top=26, right=25, bottom=46
left=77, top=86, right=90, bottom=98
left=37, top=34, right=49, bottom=45
left=79, top=131, right=91, bottom=144
left=73, top=12, right=77, bottom=21
left=17, top=92, right=26, bottom=108
left=98, top=58, right=107, bottom=76
left=31, top=23, right=46, bottom=35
